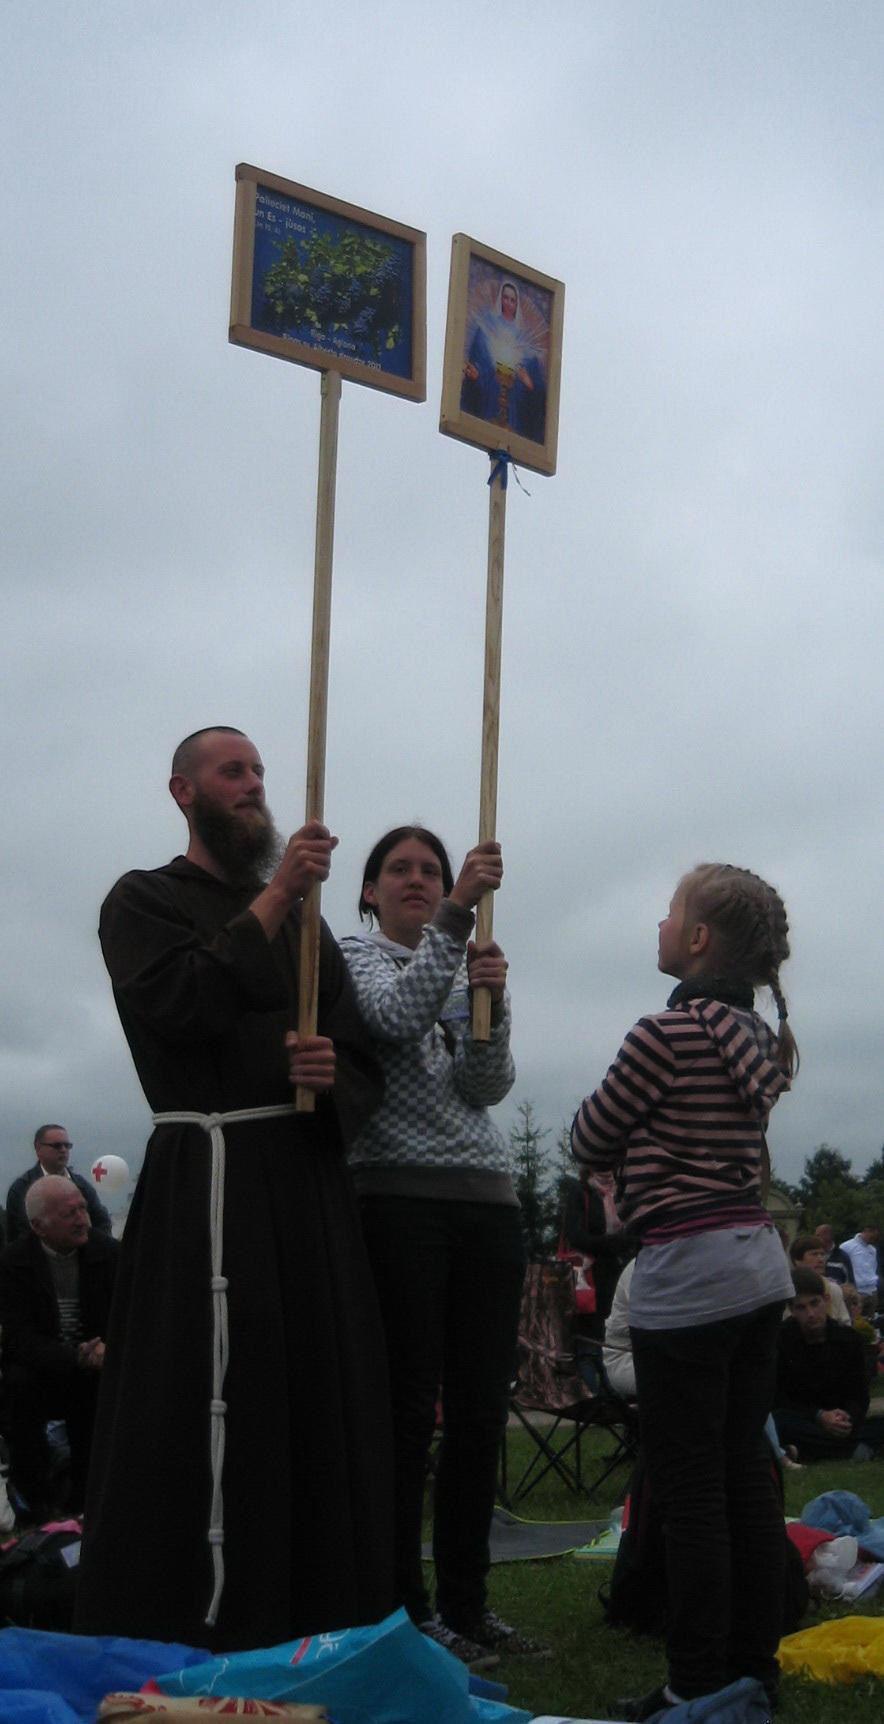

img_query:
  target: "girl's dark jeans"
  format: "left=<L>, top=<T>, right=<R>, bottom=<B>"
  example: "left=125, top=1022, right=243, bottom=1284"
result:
left=359, top=1194, right=526, bottom=1627
left=631, top=1299, right=786, bottom=1700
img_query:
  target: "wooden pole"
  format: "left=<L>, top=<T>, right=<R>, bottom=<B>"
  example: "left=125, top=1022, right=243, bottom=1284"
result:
left=472, top=460, right=507, bottom=1041
left=296, top=368, right=342, bottom=1110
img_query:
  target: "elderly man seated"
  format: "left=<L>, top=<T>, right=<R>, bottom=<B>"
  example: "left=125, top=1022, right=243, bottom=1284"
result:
left=773, top=1268, right=884, bottom=1463
left=0, top=1176, right=119, bottom=1518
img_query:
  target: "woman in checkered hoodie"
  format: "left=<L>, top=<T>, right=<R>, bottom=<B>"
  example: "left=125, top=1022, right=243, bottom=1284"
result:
left=341, top=825, right=542, bottom=1666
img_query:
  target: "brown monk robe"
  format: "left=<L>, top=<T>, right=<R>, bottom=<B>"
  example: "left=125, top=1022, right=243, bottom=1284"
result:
left=76, top=732, right=393, bottom=1652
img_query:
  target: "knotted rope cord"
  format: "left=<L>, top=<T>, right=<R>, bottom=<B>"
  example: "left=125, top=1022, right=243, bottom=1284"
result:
left=151, top=1102, right=298, bottom=1626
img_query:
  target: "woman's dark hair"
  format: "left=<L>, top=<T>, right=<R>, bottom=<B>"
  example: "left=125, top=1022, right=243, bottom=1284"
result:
left=358, top=825, right=454, bottom=926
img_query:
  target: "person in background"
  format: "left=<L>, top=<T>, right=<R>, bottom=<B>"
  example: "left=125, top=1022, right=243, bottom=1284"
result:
left=773, top=1268, right=884, bottom=1460
left=558, top=1167, right=633, bottom=1338
left=0, top=1176, right=119, bottom=1517
left=603, top=1258, right=637, bottom=1401
left=6, top=1126, right=111, bottom=1243
left=842, top=1282, right=882, bottom=1383
left=839, top=1224, right=881, bottom=1317
left=814, top=1223, right=854, bottom=1288
left=788, top=1235, right=850, bottom=1325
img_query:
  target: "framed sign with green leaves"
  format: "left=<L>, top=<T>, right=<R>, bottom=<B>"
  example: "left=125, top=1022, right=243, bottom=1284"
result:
left=230, top=163, right=426, bottom=401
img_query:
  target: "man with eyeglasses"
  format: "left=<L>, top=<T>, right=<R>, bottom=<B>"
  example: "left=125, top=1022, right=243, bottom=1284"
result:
left=6, top=1126, right=112, bottom=1244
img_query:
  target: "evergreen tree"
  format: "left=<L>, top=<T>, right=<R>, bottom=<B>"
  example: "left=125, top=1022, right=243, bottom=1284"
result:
left=862, top=1149, right=884, bottom=1186
left=507, top=1101, right=558, bottom=1260
left=796, top=1144, right=862, bottom=1238
left=796, top=1145, right=857, bottom=1207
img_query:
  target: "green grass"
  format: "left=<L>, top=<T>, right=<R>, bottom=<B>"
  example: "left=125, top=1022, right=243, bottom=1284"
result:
left=428, top=1428, right=884, bottom=1720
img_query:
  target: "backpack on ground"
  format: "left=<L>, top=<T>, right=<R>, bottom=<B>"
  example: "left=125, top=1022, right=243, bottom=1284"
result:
left=0, top=1521, right=81, bottom=1630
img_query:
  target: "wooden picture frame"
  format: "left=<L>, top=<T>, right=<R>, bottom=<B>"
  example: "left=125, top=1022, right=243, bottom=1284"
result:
left=230, top=163, right=427, bottom=402
left=439, top=234, right=564, bottom=476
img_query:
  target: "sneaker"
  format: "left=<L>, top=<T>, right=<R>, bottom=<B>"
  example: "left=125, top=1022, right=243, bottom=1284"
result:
left=418, top=1614, right=499, bottom=1670
left=455, top=1608, right=552, bottom=1658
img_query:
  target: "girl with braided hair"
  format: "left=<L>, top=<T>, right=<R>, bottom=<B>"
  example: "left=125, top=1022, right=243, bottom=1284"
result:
left=572, top=864, right=798, bottom=1718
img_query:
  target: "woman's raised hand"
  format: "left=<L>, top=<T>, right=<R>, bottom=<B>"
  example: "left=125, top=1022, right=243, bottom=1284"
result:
left=448, top=841, right=504, bottom=911
left=467, top=940, right=508, bottom=1003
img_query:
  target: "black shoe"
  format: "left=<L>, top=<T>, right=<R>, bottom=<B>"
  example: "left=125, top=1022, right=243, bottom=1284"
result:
left=455, top=1608, right=552, bottom=1658
left=418, top=1614, right=500, bottom=1671
left=617, top=1687, right=677, bottom=1721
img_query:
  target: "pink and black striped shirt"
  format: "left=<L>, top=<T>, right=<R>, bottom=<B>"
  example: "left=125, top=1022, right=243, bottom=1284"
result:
left=571, top=997, right=789, bottom=1242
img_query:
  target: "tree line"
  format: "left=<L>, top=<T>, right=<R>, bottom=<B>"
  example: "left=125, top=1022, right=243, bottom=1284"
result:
left=507, top=1104, right=884, bottom=1261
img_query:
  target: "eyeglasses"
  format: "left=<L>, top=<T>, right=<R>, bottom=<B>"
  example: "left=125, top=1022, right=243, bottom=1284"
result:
left=40, top=1140, right=72, bottom=1150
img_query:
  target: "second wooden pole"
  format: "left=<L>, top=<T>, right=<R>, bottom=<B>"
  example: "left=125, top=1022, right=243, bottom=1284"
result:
left=472, top=461, right=507, bottom=1042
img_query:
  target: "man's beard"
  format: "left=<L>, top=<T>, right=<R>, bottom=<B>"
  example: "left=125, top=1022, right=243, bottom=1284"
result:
left=190, top=792, right=284, bottom=889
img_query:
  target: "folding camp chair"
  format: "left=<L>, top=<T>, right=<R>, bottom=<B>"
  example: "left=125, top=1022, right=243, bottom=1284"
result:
left=498, top=1260, right=638, bottom=1506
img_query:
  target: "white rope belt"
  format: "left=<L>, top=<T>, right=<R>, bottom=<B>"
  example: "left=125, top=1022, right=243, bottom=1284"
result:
left=151, top=1103, right=298, bottom=1627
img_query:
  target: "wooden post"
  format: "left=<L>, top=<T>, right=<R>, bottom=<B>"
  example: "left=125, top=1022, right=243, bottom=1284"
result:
left=472, top=460, right=507, bottom=1041
left=296, top=369, right=342, bottom=1110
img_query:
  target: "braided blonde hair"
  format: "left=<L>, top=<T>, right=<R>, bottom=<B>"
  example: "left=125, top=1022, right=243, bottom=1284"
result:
left=679, top=863, right=799, bottom=1078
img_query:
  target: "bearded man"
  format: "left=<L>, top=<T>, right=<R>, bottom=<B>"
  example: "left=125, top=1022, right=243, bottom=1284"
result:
left=75, top=727, right=393, bottom=1650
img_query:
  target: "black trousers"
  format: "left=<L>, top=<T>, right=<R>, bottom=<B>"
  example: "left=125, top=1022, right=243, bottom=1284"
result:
left=4, top=1363, right=99, bottom=1512
left=359, top=1195, right=526, bottom=1627
left=631, top=1300, right=786, bottom=1700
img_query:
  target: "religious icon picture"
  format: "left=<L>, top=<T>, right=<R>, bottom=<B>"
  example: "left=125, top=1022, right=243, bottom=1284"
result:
left=230, top=163, right=427, bottom=401
left=439, top=234, right=564, bottom=476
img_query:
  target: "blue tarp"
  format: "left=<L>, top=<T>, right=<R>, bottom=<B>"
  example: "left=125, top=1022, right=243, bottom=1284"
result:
left=0, top=1614, right=532, bottom=1723
left=0, top=1627, right=205, bottom=1722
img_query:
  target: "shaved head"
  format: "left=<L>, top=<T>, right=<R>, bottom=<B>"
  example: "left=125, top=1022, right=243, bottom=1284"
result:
left=171, top=727, right=246, bottom=780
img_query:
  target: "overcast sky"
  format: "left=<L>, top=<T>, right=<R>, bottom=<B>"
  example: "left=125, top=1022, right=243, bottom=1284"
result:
left=2, top=0, right=882, bottom=1203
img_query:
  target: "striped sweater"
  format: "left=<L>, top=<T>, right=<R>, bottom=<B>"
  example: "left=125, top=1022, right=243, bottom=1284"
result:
left=571, top=997, right=789, bottom=1240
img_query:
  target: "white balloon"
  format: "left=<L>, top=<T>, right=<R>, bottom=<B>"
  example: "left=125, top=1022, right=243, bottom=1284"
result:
left=90, top=1154, right=130, bottom=1198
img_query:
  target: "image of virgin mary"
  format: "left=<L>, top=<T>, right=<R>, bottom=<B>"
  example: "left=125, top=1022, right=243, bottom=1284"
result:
left=460, top=277, right=548, bottom=443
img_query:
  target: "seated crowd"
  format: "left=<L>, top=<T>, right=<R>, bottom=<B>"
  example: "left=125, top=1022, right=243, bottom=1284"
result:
left=2, top=1130, right=883, bottom=1526
left=1, top=1115, right=882, bottom=1714
left=0, top=1126, right=116, bottom=1519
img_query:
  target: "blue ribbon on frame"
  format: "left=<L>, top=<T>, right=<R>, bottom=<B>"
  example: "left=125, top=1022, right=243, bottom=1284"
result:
left=487, top=449, right=531, bottom=496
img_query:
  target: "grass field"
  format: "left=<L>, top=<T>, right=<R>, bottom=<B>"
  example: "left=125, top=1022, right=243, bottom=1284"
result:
left=437, top=1426, right=884, bottom=1721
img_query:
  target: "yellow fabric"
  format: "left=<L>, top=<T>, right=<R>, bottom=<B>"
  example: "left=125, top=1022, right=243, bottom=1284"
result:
left=779, top=1615, right=884, bottom=1682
